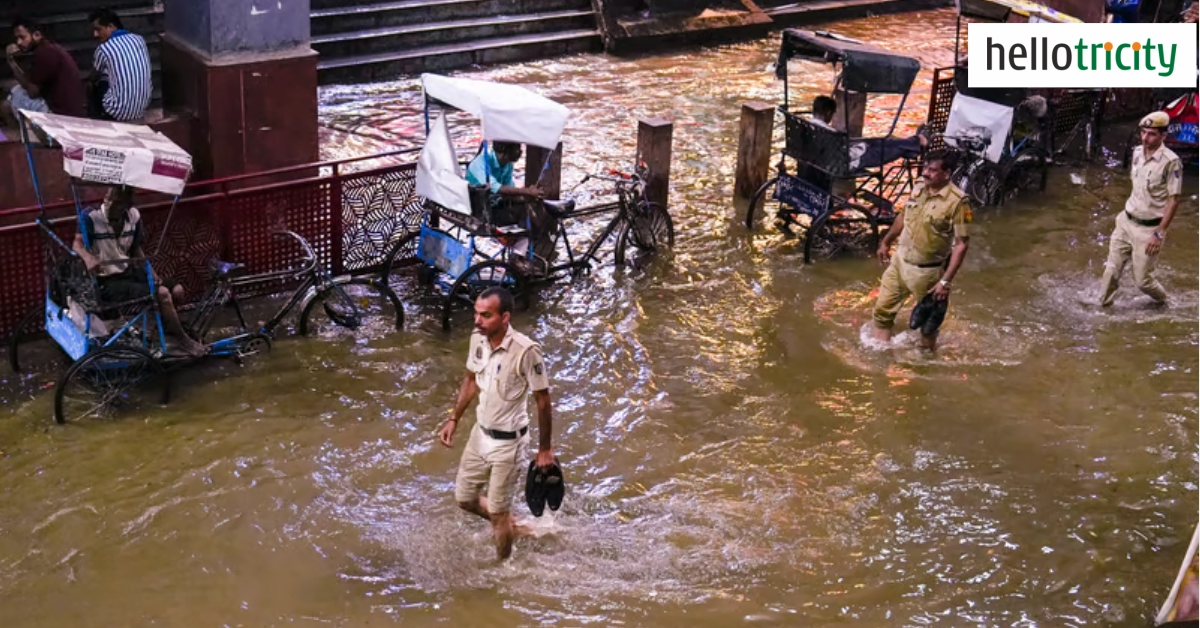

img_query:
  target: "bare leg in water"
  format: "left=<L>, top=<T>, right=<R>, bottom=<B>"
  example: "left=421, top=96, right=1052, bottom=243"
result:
left=458, top=497, right=533, bottom=560
left=156, top=286, right=206, bottom=357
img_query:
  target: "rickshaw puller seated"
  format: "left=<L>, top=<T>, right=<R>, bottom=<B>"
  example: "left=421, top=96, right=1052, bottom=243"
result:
left=71, top=186, right=207, bottom=357
left=466, top=141, right=558, bottom=264
left=812, top=96, right=929, bottom=171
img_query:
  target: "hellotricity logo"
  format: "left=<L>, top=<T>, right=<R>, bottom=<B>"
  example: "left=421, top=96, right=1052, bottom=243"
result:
left=967, top=23, right=1198, bottom=88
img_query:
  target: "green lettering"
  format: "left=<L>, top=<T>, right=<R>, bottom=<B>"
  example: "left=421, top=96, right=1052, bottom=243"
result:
left=1158, top=43, right=1176, bottom=77
left=1075, top=39, right=1088, bottom=70
left=1144, top=39, right=1156, bottom=71
left=1115, top=44, right=1131, bottom=70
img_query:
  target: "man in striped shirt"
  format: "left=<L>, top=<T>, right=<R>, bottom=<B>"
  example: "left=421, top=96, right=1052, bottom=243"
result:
left=88, top=8, right=150, bottom=122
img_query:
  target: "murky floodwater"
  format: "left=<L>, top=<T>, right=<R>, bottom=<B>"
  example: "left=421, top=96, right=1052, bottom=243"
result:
left=2, top=8, right=1197, bottom=627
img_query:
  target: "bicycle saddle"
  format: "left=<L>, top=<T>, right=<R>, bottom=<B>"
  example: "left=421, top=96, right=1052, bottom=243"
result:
left=541, top=199, right=575, bottom=218
left=209, top=259, right=247, bottom=279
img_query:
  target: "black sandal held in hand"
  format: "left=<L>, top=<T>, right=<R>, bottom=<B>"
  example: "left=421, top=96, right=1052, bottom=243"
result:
left=525, top=458, right=565, bottom=517
left=544, top=460, right=564, bottom=512
left=909, top=293, right=948, bottom=336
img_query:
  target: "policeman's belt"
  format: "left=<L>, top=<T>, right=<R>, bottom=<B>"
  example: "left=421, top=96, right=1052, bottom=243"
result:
left=1125, top=211, right=1162, bottom=227
left=480, top=425, right=529, bottom=440
left=906, top=259, right=946, bottom=269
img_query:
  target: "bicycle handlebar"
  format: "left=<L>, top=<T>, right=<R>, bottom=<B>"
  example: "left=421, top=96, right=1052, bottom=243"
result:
left=272, top=229, right=319, bottom=274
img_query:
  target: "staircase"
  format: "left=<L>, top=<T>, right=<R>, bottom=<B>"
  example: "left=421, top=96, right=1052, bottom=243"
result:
left=755, top=0, right=947, bottom=23
left=312, top=0, right=602, bottom=84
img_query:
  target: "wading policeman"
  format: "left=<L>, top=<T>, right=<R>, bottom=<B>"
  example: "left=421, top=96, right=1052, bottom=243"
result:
left=1099, top=111, right=1183, bottom=307
left=437, top=287, right=555, bottom=560
left=871, top=149, right=972, bottom=351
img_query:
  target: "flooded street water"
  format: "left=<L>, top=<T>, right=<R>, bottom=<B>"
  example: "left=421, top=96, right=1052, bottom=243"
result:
left=2, top=8, right=1198, bottom=627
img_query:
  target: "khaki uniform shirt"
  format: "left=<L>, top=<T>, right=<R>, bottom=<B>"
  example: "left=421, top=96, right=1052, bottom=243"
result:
left=466, top=328, right=549, bottom=432
left=897, top=182, right=972, bottom=266
left=1125, top=145, right=1183, bottom=221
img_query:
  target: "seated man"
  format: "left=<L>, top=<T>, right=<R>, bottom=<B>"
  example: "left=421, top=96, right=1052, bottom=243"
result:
left=465, top=141, right=544, bottom=204
left=88, top=8, right=151, bottom=122
left=2, top=18, right=86, bottom=128
left=809, top=95, right=838, bottom=130
left=811, top=96, right=929, bottom=170
left=466, top=141, right=558, bottom=263
left=72, top=186, right=206, bottom=357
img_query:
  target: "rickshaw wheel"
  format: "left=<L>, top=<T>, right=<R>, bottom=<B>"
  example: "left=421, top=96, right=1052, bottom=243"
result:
left=615, top=202, right=675, bottom=267
left=236, top=333, right=272, bottom=359
left=744, top=177, right=780, bottom=230
left=9, top=303, right=68, bottom=374
left=997, top=147, right=1049, bottom=206
left=54, top=345, right=165, bottom=425
left=379, top=230, right=427, bottom=292
left=299, top=277, right=404, bottom=336
left=803, top=205, right=879, bottom=264
left=441, top=261, right=528, bottom=332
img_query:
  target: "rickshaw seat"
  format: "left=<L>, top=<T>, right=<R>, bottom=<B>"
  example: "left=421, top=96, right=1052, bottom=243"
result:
left=209, top=259, right=247, bottom=280
left=541, top=199, right=575, bottom=218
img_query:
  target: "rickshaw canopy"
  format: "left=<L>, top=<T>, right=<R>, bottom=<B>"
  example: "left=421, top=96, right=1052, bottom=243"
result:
left=420, top=73, right=570, bottom=149
left=956, top=0, right=1083, bottom=23
left=416, top=113, right=472, bottom=215
left=775, top=29, right=921, bottom=94
left=18, top=110, right=193, bottom=196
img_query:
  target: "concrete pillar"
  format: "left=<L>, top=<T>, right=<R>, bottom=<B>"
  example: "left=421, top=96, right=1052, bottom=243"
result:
left=525, top=143, right=563, bottom=200
left=636, top=118, right=673, bottom=210
left=160, top=0, right=318, bottom=179
left=733, top=101, right=775, bottom=215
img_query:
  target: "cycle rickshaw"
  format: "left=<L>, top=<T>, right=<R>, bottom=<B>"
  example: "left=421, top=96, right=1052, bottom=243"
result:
left=1122, top=89, right=1198, bottom=168
left=928, top=0, right=1107, bottom=205
left=10, top=110, right=402, bottom=424
left=379, top=74, right=675, bottom=330
left=744, top=29, right=922, bottom=263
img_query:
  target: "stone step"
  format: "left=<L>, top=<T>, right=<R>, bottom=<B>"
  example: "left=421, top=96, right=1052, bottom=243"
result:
left=318, top=28, right=601, bottom=83
left=312, top=0, right=594, bottom=36
left=761, top=0, right=943, bottom=18
left=312, top=10, right=596, bottom=60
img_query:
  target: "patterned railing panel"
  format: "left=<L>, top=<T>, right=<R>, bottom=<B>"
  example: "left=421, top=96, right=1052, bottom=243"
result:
left=340, top=164, right=423, bottom=273
left=225, top=179, right=338, bottom=277
left=139, top=199, right=223, bottom=299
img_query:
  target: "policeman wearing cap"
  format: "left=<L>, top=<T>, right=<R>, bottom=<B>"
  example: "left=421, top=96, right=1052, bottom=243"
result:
left=1099, top=111, right=1184, bottom=307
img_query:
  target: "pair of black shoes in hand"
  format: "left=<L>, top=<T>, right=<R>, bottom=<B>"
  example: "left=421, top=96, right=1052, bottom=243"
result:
left=909, top=293, right=948, bottom=337
left=525, top=458, right=565, bottom=517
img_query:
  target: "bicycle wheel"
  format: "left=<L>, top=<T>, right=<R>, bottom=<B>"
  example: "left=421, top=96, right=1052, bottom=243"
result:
left=615, top=202, right=675, bottom=267
left=9, top=303, right=69, bottom=374
left=963, top=159, right=1002, bottom=207
left=744, top=176, right=780, bottom=230
left=803, top=204, right=879, bottom=264
left=299, top=277, right=404, bottom=336
left=441, top=261, right=527, bottom=332
left=997, top=147, right=1049, bottom=206
left=54, top=345, right=165, bottom=425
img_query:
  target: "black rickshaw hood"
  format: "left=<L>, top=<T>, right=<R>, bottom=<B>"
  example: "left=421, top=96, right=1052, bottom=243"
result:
left=775, top=29, right=921, bottom=95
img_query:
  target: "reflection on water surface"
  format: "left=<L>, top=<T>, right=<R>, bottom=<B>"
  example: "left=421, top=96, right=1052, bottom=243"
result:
left=1, top=8, right=1197, bottom=627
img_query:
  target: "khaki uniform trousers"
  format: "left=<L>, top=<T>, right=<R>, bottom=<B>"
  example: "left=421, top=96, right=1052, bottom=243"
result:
left=1100, top=212, right=1167, bottom=306
left=873, top=255, right=943, bottom=329
left=454, top=424, right=529, bottom=514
